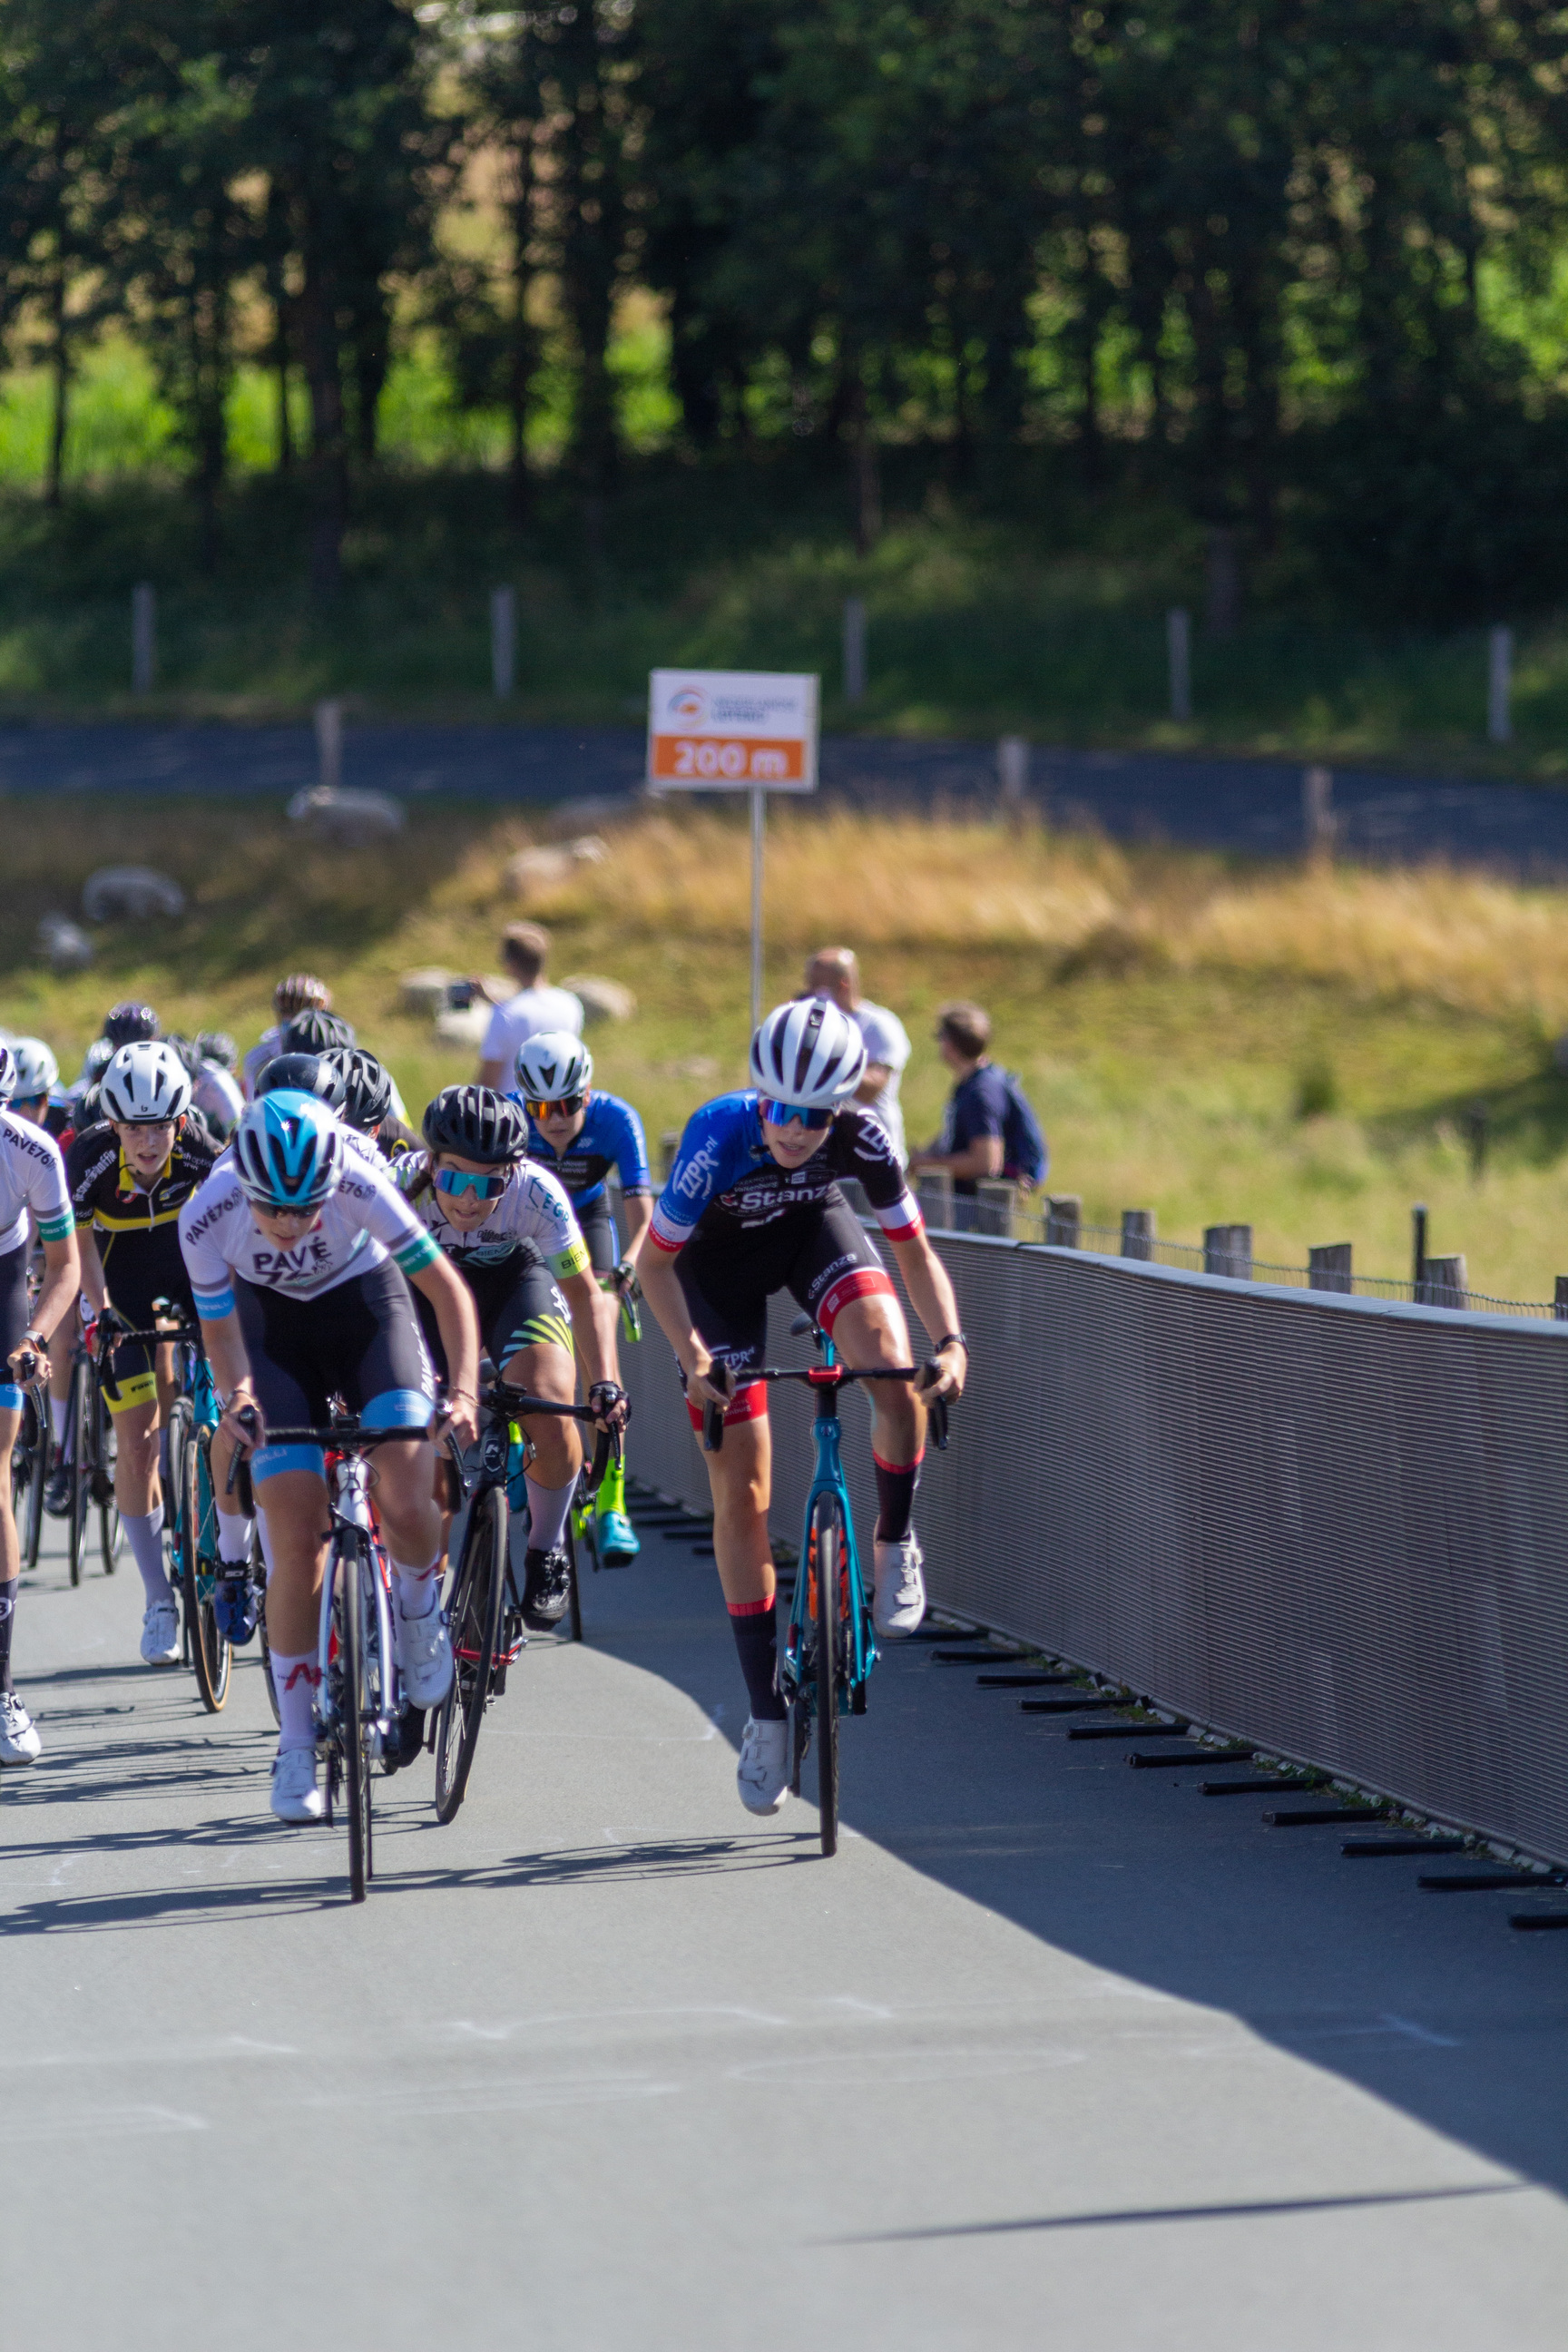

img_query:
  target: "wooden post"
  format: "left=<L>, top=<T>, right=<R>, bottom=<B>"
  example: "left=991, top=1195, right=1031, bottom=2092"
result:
left=1303, top=765, right=1334, bottom=863
left=491, top=585, right=515, bottom=700
left=843, top=597, right=867, bottom=703
left=1421, top=1254, right=1468, bottom=1309
left=1488, top=626, right=1513, bottom=745
left=975, top=1177, right=1015, bottom=1238
left=1554, top=1276, right=1568, bottom=1323
left=997, top=735, right=1029, bottom=818
left=1166, top=608, right=1191, bottom=721
left=1308, top=1242, right=1353, bottom=1294
left=1204, top=1223, right=1252, bottom=1279
left=1121, top=1209, right=1155, bottom=1260
left=314, top=697, right=343, bottom=791
left=132, top=582, right=155, bottom=695
left=1045, top=1194, right=1081, bottom=1249
left=659, top=1129, right=680, bottom=1179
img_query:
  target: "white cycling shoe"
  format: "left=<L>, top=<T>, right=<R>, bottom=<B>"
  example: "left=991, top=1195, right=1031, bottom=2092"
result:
left=872, top=1533, right=927, bottom=1638
left=270, top=1746, right=325, bottom=1824
left=737, top=1717, right=791, bottom=1816
left=395, top=1598, right=455, bottom=1709
left=140, top=1599, right=181, bottom=1664
left=0, top=1690, right=42, bottom=1765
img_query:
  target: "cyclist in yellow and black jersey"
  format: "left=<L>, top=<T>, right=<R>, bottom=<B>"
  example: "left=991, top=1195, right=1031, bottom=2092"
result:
left=64, top=1041, right=219, bottom=1663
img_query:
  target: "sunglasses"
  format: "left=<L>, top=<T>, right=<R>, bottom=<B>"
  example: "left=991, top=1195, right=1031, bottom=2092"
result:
left=434, top=1166, right=509, bottom=1201
left=759, top=1100, right=834, bottom=1132
left=524, top=1093, right=587, bottom=1120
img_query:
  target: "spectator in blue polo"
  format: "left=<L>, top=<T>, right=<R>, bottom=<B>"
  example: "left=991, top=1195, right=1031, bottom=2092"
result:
left=908, top=1001, right=1047, bottom=1219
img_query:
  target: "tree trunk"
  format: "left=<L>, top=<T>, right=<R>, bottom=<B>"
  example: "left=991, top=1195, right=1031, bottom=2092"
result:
left=844, top=359, right=880, bottom=556
left=46, top=266, right=68, bottom=508
left=299, top=237, right=347, bottom=599
left=506, top=144, right=535, bottom=525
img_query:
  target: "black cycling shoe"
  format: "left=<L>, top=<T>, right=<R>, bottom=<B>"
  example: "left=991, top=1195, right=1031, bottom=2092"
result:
left=43, top=1465, right=72, bottom=1517
left=521, top=1546, right=571, bottom=1631
left=380, top=1705, right=426, bottom=1775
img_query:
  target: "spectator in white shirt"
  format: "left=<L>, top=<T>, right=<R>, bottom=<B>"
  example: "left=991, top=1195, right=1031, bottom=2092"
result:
left=474, top=922, right=583, bottom=1089
left=803, top=946, right=912, bottom=1164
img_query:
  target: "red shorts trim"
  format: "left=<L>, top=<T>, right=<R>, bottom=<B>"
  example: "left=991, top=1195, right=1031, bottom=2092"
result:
left=727, top=1594, right=773, bottom=1617
left=686, top=1383, right=767, bottom=1432
left=872, top=1447, right=925, bottom=1475
left=818, top=1266, right=895, bottom=1336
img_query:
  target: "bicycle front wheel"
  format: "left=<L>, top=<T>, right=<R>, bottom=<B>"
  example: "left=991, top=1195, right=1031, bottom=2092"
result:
left=96, top=1384, right=122, bottom=1573
left=338, top=1539, right=373, bottom=1904
left=435, top=1485, right=507, bottom=1824
left=66, top=1364, right=91, bottom=1587
left=20, top=1390, right=47, bottom=1571
left=185, top=1431, right=231, bottom=1712
left=564, top=1509, right=583, bottom=1644
left=811, top=1493, right=844, bottom=1859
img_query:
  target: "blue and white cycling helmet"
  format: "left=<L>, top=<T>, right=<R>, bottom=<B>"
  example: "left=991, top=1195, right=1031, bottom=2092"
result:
left=750, top=998, right=867, bottom=1109
left=233, top=1090, right=342, bottom=1211
left=514, top=1030, right=593, bottom=1102
left=0, top=1043, right=16, bottom=1104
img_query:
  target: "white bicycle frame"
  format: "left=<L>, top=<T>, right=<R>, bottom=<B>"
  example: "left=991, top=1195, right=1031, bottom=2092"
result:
left=314, top=1451, right=399, bottom=1759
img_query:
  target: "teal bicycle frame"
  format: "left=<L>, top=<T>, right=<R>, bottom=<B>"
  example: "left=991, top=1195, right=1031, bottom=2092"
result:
left=779, top=1331, right=878, bottom=1724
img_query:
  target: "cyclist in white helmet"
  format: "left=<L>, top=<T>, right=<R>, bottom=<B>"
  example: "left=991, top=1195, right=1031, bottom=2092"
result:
left=0, top=1041, right=81, bottom=1765
left=638, top=999, right=968, bottom=1817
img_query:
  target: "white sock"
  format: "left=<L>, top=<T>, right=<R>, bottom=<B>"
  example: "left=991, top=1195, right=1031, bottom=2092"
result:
left=216, top=1509, right=252, bottom=1566
left=391, top=1547, right=442, bottom=1620
left=122, top=1508, right=172, bottom=1604
left=49, top=1396, right=68, bottom=1446
left=270, top=1650, right=319, bottom=1751
left=524, top=1474, right=575, bottom=1556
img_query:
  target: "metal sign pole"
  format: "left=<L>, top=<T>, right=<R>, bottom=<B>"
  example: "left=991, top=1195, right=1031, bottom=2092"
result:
left=750, top=784, right=766, bottom=1034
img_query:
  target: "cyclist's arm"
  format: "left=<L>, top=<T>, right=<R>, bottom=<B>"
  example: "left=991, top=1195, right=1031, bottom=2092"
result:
left=854, top=1063, right=893, bottom=1104
left=407, top=1254, right=481, bottom=1447
left=13, top=1229, right=81, bottom=1366
left=195, top=1308, right=260, bottom=1454
left=908, top=1135, right=1004, bottom=1181
left=617, top=1191, right=653, bottom=1269
left=561, top=1266, right=619, bottom=1391
left=887, top=1230, right=967, bottom=1400
left=75, top=1224, right=108, bottom=1315
left=638, top=1244, right=730, bottom=1410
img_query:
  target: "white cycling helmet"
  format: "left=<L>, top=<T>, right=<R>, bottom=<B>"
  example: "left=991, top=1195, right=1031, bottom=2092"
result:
left=10, top=1038, right=59, bottom=1100
left=514, top=1030, right=593, bottom=1102
left=750, top=998, right=867, bottom=1109
left=100, top=1039, right=193, bottom=1125
left=0, top=1042, right=16, bottom=1104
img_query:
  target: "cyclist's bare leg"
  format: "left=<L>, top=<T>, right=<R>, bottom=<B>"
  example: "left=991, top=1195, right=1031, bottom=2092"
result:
left=113, top=1396, right=162, bottom=1517
left=700, top=1413, right=775, bottom=1606
left=500, top=1340, right=583, bottom=1490
left=0, top=1402, right=20, bottom=1583
left=828, top=1292, right=926, bottom=1465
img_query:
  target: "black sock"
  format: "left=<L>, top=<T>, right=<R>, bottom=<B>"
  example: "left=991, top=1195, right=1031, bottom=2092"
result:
left=0, top=1575, right=16, bottom=1695
left=873, top=1452, right=923, bottom=1544
left=728, top=1598, right=786, bottom=1722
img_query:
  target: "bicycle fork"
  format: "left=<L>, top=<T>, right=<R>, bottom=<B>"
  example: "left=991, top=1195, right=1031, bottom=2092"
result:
left=782, top=1408, right=877, bottom=1717
left=315, top=1459, right=398, bottom=1758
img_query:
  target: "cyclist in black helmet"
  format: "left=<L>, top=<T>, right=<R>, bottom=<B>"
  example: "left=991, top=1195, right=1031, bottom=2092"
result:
left=103, top=1002, right=162, bottom=1051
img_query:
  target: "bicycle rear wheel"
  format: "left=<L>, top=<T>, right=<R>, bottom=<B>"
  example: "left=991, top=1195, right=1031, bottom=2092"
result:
left=564, top=1511, right=583, bottom=1643
left=185, top=1431, right=231, bottom=1712
left=338, top=1539, right=373, bottom=1903
left=95, top=1384, right=122, bottom=1573
left=435, top=1485, right=507, bottom=1824
left=19, top=1390, right=46, bottom=1571
left=66, top=1364, right=91, bottom=1587
left=811, top=1492, right=843, bottom=1858
left=256, top=1538, right=280, bottom=1725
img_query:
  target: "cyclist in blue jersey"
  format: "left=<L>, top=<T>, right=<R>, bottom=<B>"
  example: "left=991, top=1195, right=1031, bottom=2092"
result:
left=639, top=999, right=967, bottom=1817
left=513, top=1032, right=651, bottom=1563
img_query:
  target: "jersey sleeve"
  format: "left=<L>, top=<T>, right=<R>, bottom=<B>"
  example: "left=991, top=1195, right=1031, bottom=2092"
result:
left=842, top=1110, right=923, bottom=1241
left=24, top=1127, right=74, bottom=1243
left=352, top=1159, right=443, bottom=1280
left=650, top=1098, right=741, bottom=1253
left=604, top=1095, right=652, bottom=1196
left=180, top=1175, right=242, bottom=1318
left=514, top=1164, right=591, bottom=1280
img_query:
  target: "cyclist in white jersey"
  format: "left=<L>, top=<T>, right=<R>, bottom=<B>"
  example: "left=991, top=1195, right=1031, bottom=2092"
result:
left=0, top=1044, right=83, bottom=1765
left=181, top=1090, right=480, bottom=1823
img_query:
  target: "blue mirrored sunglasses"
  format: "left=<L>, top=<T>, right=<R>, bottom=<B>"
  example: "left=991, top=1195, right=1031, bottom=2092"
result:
left=434, top=1165, right=508, bottom=1201
left=759, top=1099, right=834, bottom=1131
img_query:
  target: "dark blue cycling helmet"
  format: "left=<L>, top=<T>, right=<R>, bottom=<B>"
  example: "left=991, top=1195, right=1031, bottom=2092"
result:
left=256, top=1052, right=345, bottom=1109
left=233, top=1091, right=342, bottom=1210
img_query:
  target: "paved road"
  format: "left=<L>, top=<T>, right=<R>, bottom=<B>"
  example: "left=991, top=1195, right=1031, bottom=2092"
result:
left=5, top=1504, right=1567, bottom=2348
left=7, top=718, right=1568, bottom=871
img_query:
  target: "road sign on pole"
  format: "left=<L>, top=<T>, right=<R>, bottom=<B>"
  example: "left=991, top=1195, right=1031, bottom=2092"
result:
left=647, top=669, right=819, bottom=1030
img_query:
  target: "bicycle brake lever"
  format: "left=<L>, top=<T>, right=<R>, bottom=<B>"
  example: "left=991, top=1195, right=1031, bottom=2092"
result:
left=701, top=1399, right=724, bottom=1455
left=224, top=1406, right=260, bottom=1495
left=920, top=1359, right=951, bottom=1452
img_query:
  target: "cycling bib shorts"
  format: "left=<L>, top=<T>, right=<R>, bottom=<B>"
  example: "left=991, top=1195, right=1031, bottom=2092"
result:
left=235, top=1259, right=435, bottom=1483
left=676, top=1195, right=892, bottom=1427
left=417, top=1243, right=573, bottom=1381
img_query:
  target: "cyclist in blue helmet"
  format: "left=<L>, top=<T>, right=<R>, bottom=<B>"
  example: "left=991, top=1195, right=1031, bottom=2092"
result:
left=180, top=1092, right=481, bottom=1825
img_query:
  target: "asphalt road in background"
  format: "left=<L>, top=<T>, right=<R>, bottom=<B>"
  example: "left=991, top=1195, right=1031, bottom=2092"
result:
left=5, top=1499, right=1567, bottom=2349
left=6, top=718, right=1568, bottom=870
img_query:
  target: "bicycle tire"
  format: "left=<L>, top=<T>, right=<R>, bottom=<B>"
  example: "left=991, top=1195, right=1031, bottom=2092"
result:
left=165, top=1397, right=192, bottom=1630
left=564, top=1513, right=583, bottom=1644
left=811, top=1492, right=842, bottom=1858
left=434, top=1485, right=507, bottom=1824
left=185, top=1430, right=231, bottom=1712
left=337, top=1538, right=370, bottom=1903
left=66, top=1362, right=91, bottom=1587
left=256, top=1536, right=280, bottom=1725
left=96, top=1384, right=122, bottom=1573
left=20, top=1390, right=46, bottom=1571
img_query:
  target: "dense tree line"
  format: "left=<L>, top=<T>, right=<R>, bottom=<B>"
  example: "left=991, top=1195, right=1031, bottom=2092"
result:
left=3, top=1, right=1567, bottom=615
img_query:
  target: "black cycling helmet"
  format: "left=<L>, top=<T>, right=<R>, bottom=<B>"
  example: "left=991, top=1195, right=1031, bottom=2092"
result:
left=321, top=1045, right=393, bottom=1134
left=196, top=1029, right=238, bottom=1072
left=256, top=1051, right=345, bottom=1109
left=164, top=1033, right=204, bottom=1078
left=280, top=1009, right=356, bottom=1056
left=103, top=1001, right=161, bottom=1049
left=421, top=1084, right=528, bottom=1166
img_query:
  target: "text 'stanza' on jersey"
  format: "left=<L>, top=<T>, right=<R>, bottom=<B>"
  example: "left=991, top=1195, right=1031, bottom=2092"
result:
left=516, top=1089, right=652, bottom=1208
left=395, top=1150, right=591, bottom=1281
left=0, top=1109, right=73, bottom=1255
left=180, top=1153, right=441, bottom=1316
left=650, top=1093, right=923, bottom=1255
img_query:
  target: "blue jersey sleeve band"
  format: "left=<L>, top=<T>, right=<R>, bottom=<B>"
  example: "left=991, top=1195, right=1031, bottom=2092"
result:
left=0, top=1381, right=23, bottom=1413
left=362, top=1387, right=433, bottom=1430
left=193, top=1285, right=236, bottom=1320
left=251, top=1441, right=327, bottom=1484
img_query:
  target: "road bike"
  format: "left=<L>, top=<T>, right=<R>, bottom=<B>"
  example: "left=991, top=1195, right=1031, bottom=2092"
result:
left=9, top=1358, right=50, bottom=1574
left=702, top=1317, right=950, bottom=1858
left=434, top=1382, right=619, bottom=1824
left=231, top=1416, right=421, bottom=1904
left=159, top=1318, right=262, bottom=1714
left=61, top=1316, right=122, bottom=1585
left=573, top=1261, right=642, bottom=1577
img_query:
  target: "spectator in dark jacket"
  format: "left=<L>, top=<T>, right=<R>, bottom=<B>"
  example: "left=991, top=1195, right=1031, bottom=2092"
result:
left=909, top=1001, right=1022, bottom=1201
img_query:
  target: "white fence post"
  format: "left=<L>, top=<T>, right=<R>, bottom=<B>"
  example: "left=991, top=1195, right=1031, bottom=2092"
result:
left=491, top=585, right=515, bottom=701
left=1303, top=763, right=1335, bottom=862
left=997, top=734, right=1029, bottom=811
left=314, top=697, right=343, bottom=792
left=1167, top=607, right=1191, bottom=722
left=843, top=596, right=867, bottom=703
left=1488, top=625, right=1513, bottom=745
left=132, top=582, right=156, bottom=696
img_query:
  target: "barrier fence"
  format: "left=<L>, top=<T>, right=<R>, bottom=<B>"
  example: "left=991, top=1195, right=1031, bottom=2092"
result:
left=620, top=1225, right=1568, bottom=1870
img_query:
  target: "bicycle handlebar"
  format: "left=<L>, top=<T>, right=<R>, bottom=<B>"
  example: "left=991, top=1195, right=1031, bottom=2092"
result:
left=484, top=1380, right=623, bottom=1491
left=700, top=1361, right=952, bottom=1454
left=223, top=1407, right=431, bottom=1494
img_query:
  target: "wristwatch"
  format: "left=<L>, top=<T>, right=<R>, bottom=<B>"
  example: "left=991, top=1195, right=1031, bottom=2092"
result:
left=935, top=1331, right=968, bottom=1354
